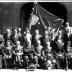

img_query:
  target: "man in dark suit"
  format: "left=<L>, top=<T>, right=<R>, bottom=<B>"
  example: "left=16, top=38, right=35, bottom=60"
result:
left=51, top=30, right=65, bottom=69
left=64, top=22, right=72, bottom=69
left=10, top=29, right=18, bottom=45
left=3, top=29, right=12, bottom=46
left=32, top=30, right=42, bottom=48
left=17, top=27, right=24, bottom=45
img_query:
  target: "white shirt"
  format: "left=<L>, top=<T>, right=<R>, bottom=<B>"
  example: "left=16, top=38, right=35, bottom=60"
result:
left=35, top=34, right=41, bottom=40
left=36, top=45, right=43, bottom=54
left=25, top=33, right=32, bottom=43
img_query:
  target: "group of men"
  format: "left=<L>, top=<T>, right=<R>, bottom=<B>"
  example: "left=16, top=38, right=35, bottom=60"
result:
left=0, top=22, right=72, bottom=70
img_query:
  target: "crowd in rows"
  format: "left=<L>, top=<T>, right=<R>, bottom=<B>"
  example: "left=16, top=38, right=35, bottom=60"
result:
left=0, top=22, right=72, bottom=70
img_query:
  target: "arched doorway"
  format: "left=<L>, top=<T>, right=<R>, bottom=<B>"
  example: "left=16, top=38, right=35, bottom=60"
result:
left=20, top=2, right=67, bottom=32
left=20, top=2, right=33, bottom=32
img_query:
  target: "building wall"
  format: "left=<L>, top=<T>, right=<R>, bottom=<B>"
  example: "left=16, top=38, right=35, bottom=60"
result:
left=0, top=2, right=72, bottom=34
left=62, top=2, right=72, bottom=26
left=0, top=2, right=24, bottom=34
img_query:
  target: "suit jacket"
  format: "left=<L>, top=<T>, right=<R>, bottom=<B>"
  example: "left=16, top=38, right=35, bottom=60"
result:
left=10, top=34, right=18, bottom=45
left=32, top=35, right=43, bottom=47
left=3, top=33, right=11, bottom=46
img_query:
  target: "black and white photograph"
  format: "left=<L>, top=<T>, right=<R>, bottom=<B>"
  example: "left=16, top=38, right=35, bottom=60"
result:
left=0, top=0, right=72, bottom=72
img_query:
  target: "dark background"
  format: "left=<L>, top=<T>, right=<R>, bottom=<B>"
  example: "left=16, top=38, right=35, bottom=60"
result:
left=0, top=2, right=71, bottom=34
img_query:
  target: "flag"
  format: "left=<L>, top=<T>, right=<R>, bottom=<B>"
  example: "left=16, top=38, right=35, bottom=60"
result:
left=28, top=3, right=64, bottom=37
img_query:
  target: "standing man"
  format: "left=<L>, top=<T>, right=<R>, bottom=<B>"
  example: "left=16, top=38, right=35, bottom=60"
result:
left=3, top=29, right=11, bottom=46
left=10, top=29, right=18, bottom=45
left=17, top=27, right=23, bottom=45
left=32, top=30, right=42, bottom=48
left=24, top=28, right=32, bottom=46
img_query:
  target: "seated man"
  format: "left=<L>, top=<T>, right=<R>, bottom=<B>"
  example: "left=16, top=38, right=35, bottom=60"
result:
left=12, top=41, right=23, bottom=68
left=55, top=39, right=65, bottom=69
left=34, top=40, right=44, bottom=69
left=24, top=42, right=34, bottom=55
left=35, top=40, right=43, bottom=57
left=14, top=41, right=23, bottom=62
left=42, top=42, right=56, bottom=69
left=23, top=40, right=35, bottom=69
left=2, top=40, right=13, bottom=68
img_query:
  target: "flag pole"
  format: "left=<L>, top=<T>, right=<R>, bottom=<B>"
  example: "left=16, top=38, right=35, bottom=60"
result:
left=29, top=1, right=38, bottom=30
left=29, top=2, right=35, bottom=30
